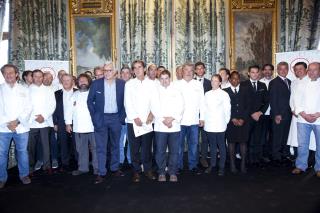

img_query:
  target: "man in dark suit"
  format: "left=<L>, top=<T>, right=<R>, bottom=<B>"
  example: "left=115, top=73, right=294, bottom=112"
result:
left=53, top=74, right=77, bottom=171
left=241, top=65, right=269, bottom=167
left=269, top=61, right=292, bottom=164
left=87, top=63, right=126, bottom=184
left=194, top=61, right=212, bottom=168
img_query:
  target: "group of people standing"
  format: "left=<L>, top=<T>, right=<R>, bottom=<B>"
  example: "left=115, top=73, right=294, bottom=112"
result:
left=0, top=60, right=319, bottom=189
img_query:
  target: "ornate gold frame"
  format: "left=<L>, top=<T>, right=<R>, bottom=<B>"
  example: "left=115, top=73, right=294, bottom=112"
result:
left=229, top=0, right=278, bottom=71
left=68, top=0, right=116, bottom=76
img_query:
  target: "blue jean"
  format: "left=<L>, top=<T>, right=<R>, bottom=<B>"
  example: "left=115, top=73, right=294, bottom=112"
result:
left=206, top=131, right=226, bottom=170
left=94, top=114, right=122, bottom=176
left=119, top=124, right=131, bottom=164
left=296, top=123, right=320, bottom=171
left=0, top=132, right=29, bottom=182
left=155, top=131, right=180, bottom=175
left=178, top=125, right=199, bottom=170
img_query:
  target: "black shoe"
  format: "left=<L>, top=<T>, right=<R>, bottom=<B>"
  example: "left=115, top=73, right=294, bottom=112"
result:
left=204, top=167, right=212, bottom=174
left=218, top=169, right=225, bottom=176
left=191, top=167, right=202, bottom=175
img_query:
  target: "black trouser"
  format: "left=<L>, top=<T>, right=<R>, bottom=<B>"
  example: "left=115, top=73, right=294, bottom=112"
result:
left=127, top=123, right=153, bottom=173
left=271, top=118, right=291, bottom=160
left=261, top=115, right=272, bottom=158
left=200, top=127, right=209, bottom=159
left=28, top=127, right=50, bottom=170
left=57, top=124, right=75, bottom=166
left=248, top=118, right=264, bottom=163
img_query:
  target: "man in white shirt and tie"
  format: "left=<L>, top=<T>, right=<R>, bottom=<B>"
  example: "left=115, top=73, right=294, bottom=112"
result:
left=65, top=73, right=98, bottom=176
left=292, top=62, right=320, bottom=178
left=0, top=64, right=32, bottom=188
left=175, top=63, right=205, bottom=174
left=28, top=69, right=56, bottom=174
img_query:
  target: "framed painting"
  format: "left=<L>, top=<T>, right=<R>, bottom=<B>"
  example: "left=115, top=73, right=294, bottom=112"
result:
left=229, top=0, right=278, bottom=79
left=69, top=0, right=116, bottom=76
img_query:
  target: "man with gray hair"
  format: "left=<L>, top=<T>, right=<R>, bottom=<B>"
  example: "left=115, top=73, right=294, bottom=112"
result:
left=174, top=63, right=205, bottom=175
left=88, top=63, right=126, bottom=184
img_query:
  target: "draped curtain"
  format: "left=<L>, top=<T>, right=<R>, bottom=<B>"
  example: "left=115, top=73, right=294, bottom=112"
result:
left=120, top=0, right=171, bottom=68
left=0, top=0, right=5, bottom=41
left=280, top=0, right=320, bottom=52
left=120, top=0, right=226, bottom=77
left=9, top=0, right=68, bottom=71
left=175, top=0, right=226, bottom=76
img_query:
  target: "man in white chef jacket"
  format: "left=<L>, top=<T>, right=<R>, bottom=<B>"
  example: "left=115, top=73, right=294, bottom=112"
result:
left=28, top=69, right=56, bottom=173
left=65, top=73, right=98, bottom=176
left=174, top=63, right=205, bottom=174
left=0, top=64, right=32, bottom=188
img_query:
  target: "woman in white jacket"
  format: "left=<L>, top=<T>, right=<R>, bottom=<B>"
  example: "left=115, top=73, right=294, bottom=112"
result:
left=204, top=74, right=231, bottom=176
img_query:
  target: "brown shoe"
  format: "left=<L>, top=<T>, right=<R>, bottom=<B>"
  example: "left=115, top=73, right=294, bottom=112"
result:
left=316, top=171, right=320, bottom=178
left=132, top=172, right=140, bottom=183
left=169, top=175, right=178, bottom=182
left=145, top=171, right=156, bottom=180
left=94, top=175, right=105, bottom=184
left=158, top=174, right=166, bottom=182
left=292, top=168, right=303, bottom=175
left=112, top=170, right=125, bottom=177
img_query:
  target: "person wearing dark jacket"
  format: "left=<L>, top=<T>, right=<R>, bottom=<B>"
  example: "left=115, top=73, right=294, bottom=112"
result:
left=241, top=65, right=269, bottom=167
left=224, top=71, right=250, bottom=173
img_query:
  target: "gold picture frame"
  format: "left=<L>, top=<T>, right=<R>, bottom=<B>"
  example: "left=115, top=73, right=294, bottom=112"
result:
left=68, top=0, right=116, bottom=76
left=229, top=0, right=278, bottom=78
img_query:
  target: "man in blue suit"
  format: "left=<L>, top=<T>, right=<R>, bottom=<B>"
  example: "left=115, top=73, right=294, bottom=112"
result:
left=87, top=63, right=126, bottom=184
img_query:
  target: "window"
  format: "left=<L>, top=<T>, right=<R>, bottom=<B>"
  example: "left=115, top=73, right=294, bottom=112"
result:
left=0, top=1, right=9, bottom=68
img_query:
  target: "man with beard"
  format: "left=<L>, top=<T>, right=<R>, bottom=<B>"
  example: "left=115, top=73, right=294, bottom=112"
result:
left=65, top=74, right=98, bottom=176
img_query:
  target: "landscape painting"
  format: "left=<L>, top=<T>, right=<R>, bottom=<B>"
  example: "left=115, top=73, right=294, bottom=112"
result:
left=233, top=11, right=273, bottom=79
left=74, top=16, right=112, bottom=75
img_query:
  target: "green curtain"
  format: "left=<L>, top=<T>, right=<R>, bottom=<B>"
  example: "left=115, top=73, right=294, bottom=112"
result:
left=120, top=0, right=226, bottom=76
left=9, top=0, right=68, bottom=71
left=175, top=0, right=226, bottom=76
left=120, top=0, right=172, bottom=68
left=280, top=0, right=320, bottom=51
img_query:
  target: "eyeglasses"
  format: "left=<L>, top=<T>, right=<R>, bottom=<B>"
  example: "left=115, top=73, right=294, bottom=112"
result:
left=103, top=69, right=113, bottom=73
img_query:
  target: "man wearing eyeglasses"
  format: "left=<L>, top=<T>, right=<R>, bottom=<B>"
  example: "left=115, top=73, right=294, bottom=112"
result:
left=87, top=63, right=126, bottom=184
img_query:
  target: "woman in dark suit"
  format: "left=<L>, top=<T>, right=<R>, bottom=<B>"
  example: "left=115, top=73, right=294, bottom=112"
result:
left=224, top=72, right=250, bottom=174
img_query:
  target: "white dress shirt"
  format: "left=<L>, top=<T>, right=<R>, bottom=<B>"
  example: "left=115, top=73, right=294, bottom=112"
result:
left=124, top=77, right=158, bottom=124
left=0, top=83, right=32, bottom=133
left=153, top=84, right=184, bottom=132
left=259, top=77, right=273, bottom=115
left=204, top=88, right=231, bottom=132
left=65, top=90, right=94, bottom=133
left=221, top=81, right=231, bottom=89
left=174, top=79, right=205, bottom=126
left=296, top=78, right=320, bottom=125
left=29, top=84, right=56, bottom=128
left=62, top=88, right=74, bottom=119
